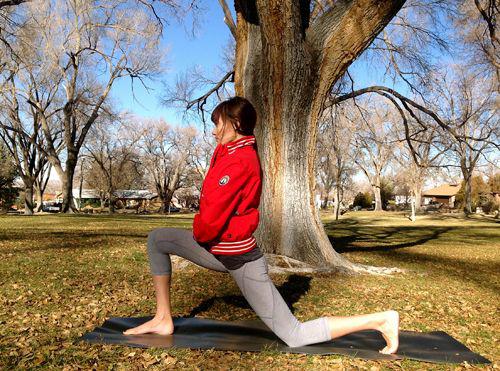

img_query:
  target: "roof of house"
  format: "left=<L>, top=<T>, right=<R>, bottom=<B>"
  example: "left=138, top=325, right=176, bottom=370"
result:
left=422, top=184, right=461, bottom=197
left=58, top=189, right=158, bottom=200
left=114, top=190, right=158, bottom=200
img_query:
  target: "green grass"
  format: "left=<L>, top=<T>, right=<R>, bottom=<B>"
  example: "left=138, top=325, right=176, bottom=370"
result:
left=0, top=211, right=498, bottom=370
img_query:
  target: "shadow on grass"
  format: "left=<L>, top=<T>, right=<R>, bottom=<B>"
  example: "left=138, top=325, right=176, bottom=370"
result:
left=1, top=231, right=149, bottom=254
left=2, top=213, right=196, bottom=224
left=423, top=213, right=500, bottom=224
left=188, top=274, right=312, bottom=317
left=325, top=220, right=499, bottom=294
left=370, top=248, right=500, bottom=295
left=327, top=226, right=453, bottom=253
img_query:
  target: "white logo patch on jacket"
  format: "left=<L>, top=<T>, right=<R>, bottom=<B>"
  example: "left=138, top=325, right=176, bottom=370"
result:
left=218, top=175, right=230, bottom=186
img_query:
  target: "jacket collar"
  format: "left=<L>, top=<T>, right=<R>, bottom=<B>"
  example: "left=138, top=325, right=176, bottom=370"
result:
left=218, top=135, right=256, bottom=156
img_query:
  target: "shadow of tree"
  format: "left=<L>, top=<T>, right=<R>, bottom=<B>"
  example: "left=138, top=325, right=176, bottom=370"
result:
left=1, top=231, right=149, bottom=254
left=324, top=219, right=499, bottom=294
left=327, top=226, right=453, bottom=253
left=187, top=274, right=312, bottom=317
left=369, top=248, right=500, bottom=295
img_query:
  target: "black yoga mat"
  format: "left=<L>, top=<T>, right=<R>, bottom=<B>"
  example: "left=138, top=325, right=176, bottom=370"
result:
left=78, top=316, right=491, bottom=364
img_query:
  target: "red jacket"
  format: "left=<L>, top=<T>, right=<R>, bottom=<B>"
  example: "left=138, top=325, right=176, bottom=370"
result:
left=192, top=135, right=262, bottom=255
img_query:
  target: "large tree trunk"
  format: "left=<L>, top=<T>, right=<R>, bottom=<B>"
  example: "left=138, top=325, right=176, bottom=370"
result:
left=413, top=186, right=422, bottom=212
left=59, top=151, right=79, bottom=213
left=234, top=0, right=406, bottom=269
left=334, top=185, right=340, bottom=221
left=372, top=176, right=383, bottom=211
left=464, top=173, right=472, bottom=215
left=34, top=182, right=43, bottom=213
left=460, top=160, right=473, bottom=215
left=108, top=190, right=116, bottom=214
left=159, top=189, right=175, bottom=214
left=23, top=180, right=34, bottom=215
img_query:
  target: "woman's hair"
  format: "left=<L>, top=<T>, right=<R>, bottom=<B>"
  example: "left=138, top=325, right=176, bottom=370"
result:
left=211, top=96, right=257, bottom=136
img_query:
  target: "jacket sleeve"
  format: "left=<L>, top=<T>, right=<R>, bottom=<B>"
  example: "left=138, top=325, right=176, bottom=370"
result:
left=192, top=159, right=248, bottom=245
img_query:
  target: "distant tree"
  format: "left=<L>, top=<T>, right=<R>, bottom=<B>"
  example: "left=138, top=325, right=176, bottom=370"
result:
left=0, top=70, right=63, bottom=215
left=487, top=172, right=500, bottom=193
left=317, top=103, right=356, bottom=220
left=352, top=100, right=395, bottom=211
left=380, top=177, right=395, bottom=210
left=454, top=0, right=499, bottom=88
left=139, top=118, right=196, bottom=214
left=436, top=68, right=498, bottom=214
left=0, top=141, right=18, bottom=211
left=83, top=114, right=144, bottom=214
left=455, top=175, right=490, bottom=211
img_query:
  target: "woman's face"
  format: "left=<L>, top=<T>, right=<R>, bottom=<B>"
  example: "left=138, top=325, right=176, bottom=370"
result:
left=213, top=116, right=240, bottom=145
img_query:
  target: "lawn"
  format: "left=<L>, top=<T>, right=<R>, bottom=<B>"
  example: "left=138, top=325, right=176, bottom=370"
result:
left=0, top=211, right=498, bottom=370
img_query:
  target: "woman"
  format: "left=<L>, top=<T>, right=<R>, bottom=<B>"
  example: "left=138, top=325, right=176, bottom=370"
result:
left=124, top=96, right=399, bottom=354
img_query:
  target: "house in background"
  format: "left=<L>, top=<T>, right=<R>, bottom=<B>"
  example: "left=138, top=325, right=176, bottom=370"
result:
left=422, top=184, right=461, bottom=208
left=70, top=188, right=101, bottom=208
left=113, top=189, right=159, bottom=209
left=60, top=188, right=159, bottom=209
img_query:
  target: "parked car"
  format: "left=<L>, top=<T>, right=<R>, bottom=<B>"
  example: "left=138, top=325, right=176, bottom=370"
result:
left=422, top=201, right=443, bottom=211
left=167, top=206, right=180, bottom=212
left=42, top=202, right=62, bottom=213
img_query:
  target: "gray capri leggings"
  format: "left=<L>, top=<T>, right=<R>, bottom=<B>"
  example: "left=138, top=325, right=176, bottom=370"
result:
left=147, top=227, right=332, bottom=348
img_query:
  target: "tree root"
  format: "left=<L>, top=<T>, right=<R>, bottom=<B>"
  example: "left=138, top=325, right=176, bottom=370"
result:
left=265, top=254, right=405, bottom=276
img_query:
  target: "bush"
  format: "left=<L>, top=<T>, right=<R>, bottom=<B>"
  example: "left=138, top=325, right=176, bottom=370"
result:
left=482, top=198, right=500, bottom=214
left=353, top=192, right=372, bottom=209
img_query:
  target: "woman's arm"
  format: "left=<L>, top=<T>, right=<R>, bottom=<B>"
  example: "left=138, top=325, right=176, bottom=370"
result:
left=193, top=159, right=249, bottom=245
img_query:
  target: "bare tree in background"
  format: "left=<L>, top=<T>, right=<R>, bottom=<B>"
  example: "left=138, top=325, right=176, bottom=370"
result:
left=392, top=123, right=445, bottom=213
left=454, top=0, right=499, bottom=88
left=316, top=103, right=356, bottom=220
left=432, top=67, right=498, bottom=214
left=83, top=113, right=143, bottom=214
left=139, top=118, right=196, bottom=214
left=186, top=134, right=216, bottom=195
left=0, top=71, right=64, bottom=214
left=351, top=99, right=395, bottom=211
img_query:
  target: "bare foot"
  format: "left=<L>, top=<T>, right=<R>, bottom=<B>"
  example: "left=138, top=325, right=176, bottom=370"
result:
left=378, top=310, right=399, bottom=354
left=123, top=316, right=174, bottom=336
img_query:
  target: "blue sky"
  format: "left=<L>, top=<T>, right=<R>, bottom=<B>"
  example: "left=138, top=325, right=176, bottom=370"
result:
left=111, top=1, right=236, bottom=128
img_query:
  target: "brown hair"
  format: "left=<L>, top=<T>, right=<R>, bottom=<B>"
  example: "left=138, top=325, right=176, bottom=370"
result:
left=211, top=96, right=257, bottom=136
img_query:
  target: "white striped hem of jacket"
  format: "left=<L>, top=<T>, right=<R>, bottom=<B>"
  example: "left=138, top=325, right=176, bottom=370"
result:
left=210, top=236, right=256, bottom=253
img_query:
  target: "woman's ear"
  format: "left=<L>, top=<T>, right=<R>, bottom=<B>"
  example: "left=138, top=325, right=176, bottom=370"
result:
left=232, top=119, right=242, bottom=133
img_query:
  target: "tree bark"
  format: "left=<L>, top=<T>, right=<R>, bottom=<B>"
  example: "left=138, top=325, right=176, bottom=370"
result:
left=372, top=175, right=383, bottom=211
left=463, top=171, right=473, bottom=214
left=23, top=180, right=34, bottom=215
left=34, top=182, right=43, bottom=212
left=158, top=189, right=175, bottom=214
left=234, top=0, right=406, bottom=269
left=60, top=152, right=78, bottom=213
left=413, top=185, right=422, bottom=212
